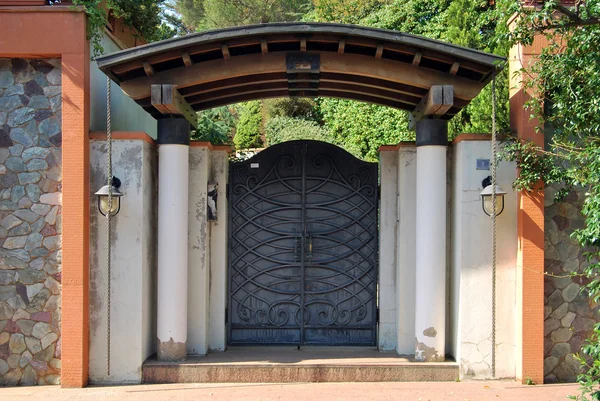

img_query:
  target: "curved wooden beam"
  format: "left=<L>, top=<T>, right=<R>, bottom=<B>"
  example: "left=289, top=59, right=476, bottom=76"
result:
left=121, top=52, right=484, bottom=102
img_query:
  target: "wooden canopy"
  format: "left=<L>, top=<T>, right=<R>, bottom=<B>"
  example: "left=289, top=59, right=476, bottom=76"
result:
left=97, top=23, right=504, bottom=122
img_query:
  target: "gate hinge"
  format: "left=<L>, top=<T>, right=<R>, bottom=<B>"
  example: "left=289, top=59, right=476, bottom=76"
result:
left=376, top=308, right=380, bottom=323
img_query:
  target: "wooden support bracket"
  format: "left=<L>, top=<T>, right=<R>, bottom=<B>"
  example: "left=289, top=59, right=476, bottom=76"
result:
left=449, top=61, right=459, bottom=75
left=143, top=62, right=154, bottom=77
left=151, top=84, right=198, bottom=128
left=222, top=45, right=231, bottom=60
left=412, top=52, right=422, bottom=67
left=409, top=85, right=454, bottom=130
left=182, top=52, right=193, bottom=67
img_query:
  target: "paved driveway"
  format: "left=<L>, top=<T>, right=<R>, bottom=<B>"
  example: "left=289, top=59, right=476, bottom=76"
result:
left=0, top=381, right=582, bottom=400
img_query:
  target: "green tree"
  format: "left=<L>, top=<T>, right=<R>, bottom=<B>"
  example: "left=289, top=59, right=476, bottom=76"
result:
left=234, top=101, right=264, bottom=149
left=312, top=0, right=511, bottom=150
left=318, top=98, right=412, bottom=161
left=172, top=0, right=311, bottom=30
left=264, top=98, right=321, bottom=121
left=60, top=0, right=179, bottom=55
left=172, top=0, right=206, bottom=31
left=312, top=0, right=388, bottom=24
left=192, top=106, right=237, bottom=144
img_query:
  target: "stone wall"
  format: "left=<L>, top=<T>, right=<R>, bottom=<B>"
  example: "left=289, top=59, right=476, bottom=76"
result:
left=544, top=185, right=598, bottom=383
left=0, top=58, right=62, bottom=385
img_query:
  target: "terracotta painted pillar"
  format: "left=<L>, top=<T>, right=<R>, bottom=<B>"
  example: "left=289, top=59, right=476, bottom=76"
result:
left=509, top=15, right=546, bottom=383
left=156, top=118, right=190, bottom=361
left=414, top=119, right=448, bottom=362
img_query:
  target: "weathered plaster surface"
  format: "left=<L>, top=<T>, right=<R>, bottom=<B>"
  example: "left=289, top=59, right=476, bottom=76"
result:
left=88, top=139, right=156, bottom=383
left=0, top=58, right=62, bottom=385
left=157, top=338, right=186, bottom=362
left=450, top=140, right=517, bottom=379
left=209, top=150, right=228, bottom=352
left=544, top=185, right=597, bottom=383
left=378, top=150, right=398, bottom=351
left=414, top=145, right=447, bottom=361
left=187, top=147, right=212, bottom=355
left=396, top=147, right=417, bottom=355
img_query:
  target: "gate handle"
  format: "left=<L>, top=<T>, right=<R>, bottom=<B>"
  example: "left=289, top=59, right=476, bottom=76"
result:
left=294, top=236, right=301, bottom=262
left=306, top=234, right=313, bottom=262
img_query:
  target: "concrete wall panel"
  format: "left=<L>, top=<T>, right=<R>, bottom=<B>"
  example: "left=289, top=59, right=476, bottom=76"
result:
left=450, top=139, right=517, bottom=379
left=187, top=146, right=212, bottom=355
left=378, top=150, right=398, bottom=350
left=396, top=147, right=417, bottom=355
left=89, top=138, right=156, bottom=383
left=209, top=150, right=228, bottom=351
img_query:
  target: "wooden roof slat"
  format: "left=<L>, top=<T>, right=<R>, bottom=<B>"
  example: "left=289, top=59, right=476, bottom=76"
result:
left=100, top=23, right=503, bottom=77
left=119, top=52, right=484, bottom=101
left=97, top=22, right=503, bottom=115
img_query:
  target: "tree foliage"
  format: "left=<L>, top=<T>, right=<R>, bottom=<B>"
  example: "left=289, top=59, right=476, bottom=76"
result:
left=318, top=98, right=411, bottom=161
left=311, top=0, right=511, bottom=142
left=172, top=0, right=311, bottom=30
left=264, top=98, right=321, bottom=121
left=53, top=0, right=178, bottom=56
left=265, top=116, right=333, bottom=146
left=233, top=101, right=264, bottom=149
left=192, top=106, right=237, bottom=144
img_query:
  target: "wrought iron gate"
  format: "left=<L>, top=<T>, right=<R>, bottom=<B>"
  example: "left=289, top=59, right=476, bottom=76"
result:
left=228, top=140, right=378, bottom=345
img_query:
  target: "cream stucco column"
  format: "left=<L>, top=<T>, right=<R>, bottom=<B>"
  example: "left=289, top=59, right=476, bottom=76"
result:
left=157, top=118, right=190, bottom=361
left=378, top=148, right=398, bottom=350
left=414, top=119, right=448, bottom=362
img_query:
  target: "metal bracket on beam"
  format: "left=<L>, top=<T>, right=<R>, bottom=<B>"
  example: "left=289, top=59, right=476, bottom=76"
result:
left=151, top=84, right=198, bottom=129
left=409, top=85, right=454, bottom=130
left=286, top=53, right=320, bottom=98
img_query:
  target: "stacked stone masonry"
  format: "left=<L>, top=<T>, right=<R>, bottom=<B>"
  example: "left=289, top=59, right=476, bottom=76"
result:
left=0, top=58, right=62, bottom=385
left=544, top=185, right=599, bottom=383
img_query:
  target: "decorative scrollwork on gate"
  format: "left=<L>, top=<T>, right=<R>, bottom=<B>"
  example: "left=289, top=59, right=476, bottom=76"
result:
left=229, top=141, right=378, bottom=345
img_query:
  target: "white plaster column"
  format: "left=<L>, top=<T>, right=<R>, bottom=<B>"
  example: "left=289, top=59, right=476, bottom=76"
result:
left=157, top=118, right=190, bottom=361
left=396, top=145, right=417, bottom=355
left=209, top=149, right=229, bottom=351
left=414, top=119, right=448, bottom=362
left=188, top=145, right=211, bottom=355
left=378, top=148, right=398, bottom=350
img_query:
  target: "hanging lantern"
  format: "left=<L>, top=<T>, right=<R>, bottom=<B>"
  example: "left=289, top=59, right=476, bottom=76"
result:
left=95, top=176, right=123, bottom=217
left=480, top=176, right=506, bottom=217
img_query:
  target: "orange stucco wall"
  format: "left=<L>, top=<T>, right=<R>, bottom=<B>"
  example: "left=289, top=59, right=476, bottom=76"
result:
left=509, top=18, right=548, bottom=384
left=0, top=5, right=90, bottom=387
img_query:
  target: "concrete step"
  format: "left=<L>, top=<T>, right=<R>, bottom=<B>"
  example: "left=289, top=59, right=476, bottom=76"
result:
left=143, top=347, right=459, bottom=383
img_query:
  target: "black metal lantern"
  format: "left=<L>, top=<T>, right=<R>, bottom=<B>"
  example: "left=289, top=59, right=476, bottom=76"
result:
left=95, top=177, right=123, bottom=217
left=480, top=176, right=506, bottom=217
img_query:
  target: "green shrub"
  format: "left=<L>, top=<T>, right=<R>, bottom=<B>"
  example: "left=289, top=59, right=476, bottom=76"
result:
left=265, top=116, right=333, bottom=146
left=233, top=101, right=264, bottom=149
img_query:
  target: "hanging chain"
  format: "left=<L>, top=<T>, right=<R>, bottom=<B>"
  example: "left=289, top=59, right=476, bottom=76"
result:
left=106, top=76, right=113, bottom=377
left=491, top=71, right=498, bottom=378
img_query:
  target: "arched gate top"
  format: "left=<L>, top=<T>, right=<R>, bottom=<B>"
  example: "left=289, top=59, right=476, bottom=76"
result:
left=97, top=22, right=504, bottom=122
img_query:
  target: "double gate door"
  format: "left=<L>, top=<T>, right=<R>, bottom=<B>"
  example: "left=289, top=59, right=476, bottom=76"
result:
left=228, top=140, right=378, bottom=346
